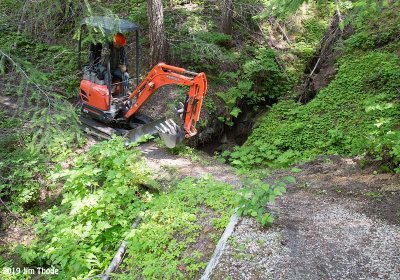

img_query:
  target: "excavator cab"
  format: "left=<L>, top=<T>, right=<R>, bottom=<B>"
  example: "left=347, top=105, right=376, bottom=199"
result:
left=77, top=16, right=207, bottom=148
left=78, top=16, right=140, bottom=110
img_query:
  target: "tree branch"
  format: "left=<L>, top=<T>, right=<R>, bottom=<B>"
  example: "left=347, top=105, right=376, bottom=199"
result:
left=335, top=0, right=343, bottom=23
left=0, top=49, right=52, bottom=110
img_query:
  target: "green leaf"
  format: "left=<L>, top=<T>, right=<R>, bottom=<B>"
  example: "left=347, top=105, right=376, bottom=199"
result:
left=261, top=213, right=273, bottom=226
left=284, top=176, right=296, bottom=184
left=230, top=107, right=242, bottom=118
left=97, top=221, right=112, bottom=231
left=290, top=167, right=302, bottom=173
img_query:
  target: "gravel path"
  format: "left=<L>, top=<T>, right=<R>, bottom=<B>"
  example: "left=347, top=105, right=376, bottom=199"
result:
left=211, top=156, right=400, bottom=279
left=212, top=194, right=400, bottom=279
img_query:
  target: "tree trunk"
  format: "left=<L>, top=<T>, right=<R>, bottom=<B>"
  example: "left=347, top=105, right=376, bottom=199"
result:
left=147, top=0, right=167, bottom=66
left=221, top=0, right=233, bottom=35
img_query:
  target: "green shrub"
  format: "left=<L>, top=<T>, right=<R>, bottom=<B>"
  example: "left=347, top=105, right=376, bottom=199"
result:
left=195, top=31, right=232, bottom=45
left=0, top=148, right=45, bottom=212
left=0, top=104, right=82, bottom=212
left=237, top=176, right=294, bottom=227
left=216, top=48, right=290, bottom=125
left=171, top=34, right=235, bottom=72
left=124, top=177, right=236, bottom=279
left=242, top=48, right=289, bottom=102
left=21, top=138, right=152, bottom=278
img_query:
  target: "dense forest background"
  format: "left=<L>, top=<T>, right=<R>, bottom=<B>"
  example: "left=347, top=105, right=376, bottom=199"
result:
left=0, top=0, right=399, bottom=279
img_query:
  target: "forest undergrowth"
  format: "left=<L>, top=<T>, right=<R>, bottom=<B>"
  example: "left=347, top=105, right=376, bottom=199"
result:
left=1, top=0, right=399, bottom=279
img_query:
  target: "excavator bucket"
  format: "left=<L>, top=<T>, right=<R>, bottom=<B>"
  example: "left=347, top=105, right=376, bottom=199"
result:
left=126, top=117, right=167, bottom=143
left=156, top=119, right=185, bottom=148
left=125, top=117, right=184, bottom=148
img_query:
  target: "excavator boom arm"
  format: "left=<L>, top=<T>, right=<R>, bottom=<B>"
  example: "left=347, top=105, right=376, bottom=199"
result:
left=124, top=63, right=207, bottom=138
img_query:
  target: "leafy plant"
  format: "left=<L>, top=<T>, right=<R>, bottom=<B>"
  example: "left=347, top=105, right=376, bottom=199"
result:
left=0, top=256, right=16, bottom=280
left=242, top=48, right=289, bottom=103
left=215, top=47, right=290, bottom=125
left=215, top=82, right=248, bottom=126
left=237, top=176, right=294, bottom=226
left=19, top=138, right=151, bottom=278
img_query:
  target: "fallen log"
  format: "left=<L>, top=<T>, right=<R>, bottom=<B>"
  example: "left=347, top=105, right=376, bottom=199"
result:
left=101, top=214, right=143, bottom=280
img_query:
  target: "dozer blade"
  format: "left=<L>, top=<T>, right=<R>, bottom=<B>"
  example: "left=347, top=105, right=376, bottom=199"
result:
left=156, top=119, right=185, bottom=148
left=81, top=115, right=184, bottom=148
left=126, top=117, right=167, bottom=143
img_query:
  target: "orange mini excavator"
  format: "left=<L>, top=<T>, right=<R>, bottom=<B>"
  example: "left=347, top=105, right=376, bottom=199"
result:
left=77, top=16, right=207, bottom=147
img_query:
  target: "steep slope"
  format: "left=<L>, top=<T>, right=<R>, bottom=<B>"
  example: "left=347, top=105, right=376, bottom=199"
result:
left=230, top=5, right=400, bottom=170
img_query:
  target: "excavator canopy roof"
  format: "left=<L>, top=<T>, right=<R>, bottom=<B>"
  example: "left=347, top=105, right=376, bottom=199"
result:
left=81, top=16, right=139, bottom=33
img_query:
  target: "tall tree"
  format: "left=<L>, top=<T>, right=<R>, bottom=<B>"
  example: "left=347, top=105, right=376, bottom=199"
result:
left=221, top=0, right=233, bottom=35
left=147, top=0, right=167, bottom=66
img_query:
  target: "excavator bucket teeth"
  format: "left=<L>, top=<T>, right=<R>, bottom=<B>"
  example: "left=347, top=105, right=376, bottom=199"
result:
left=156, top=119, right=185, bottom=148
left=126, top=117, right=167, bottom=143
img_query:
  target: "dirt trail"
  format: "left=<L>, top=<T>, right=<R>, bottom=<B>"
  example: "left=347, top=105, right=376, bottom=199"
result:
left=138, top=145, right=400, bottom=279
left=139, top=142, right=241, bottom=187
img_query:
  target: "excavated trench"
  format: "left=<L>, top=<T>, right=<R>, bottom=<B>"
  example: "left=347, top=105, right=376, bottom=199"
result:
left=196, top=104, right=258, bottom=155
